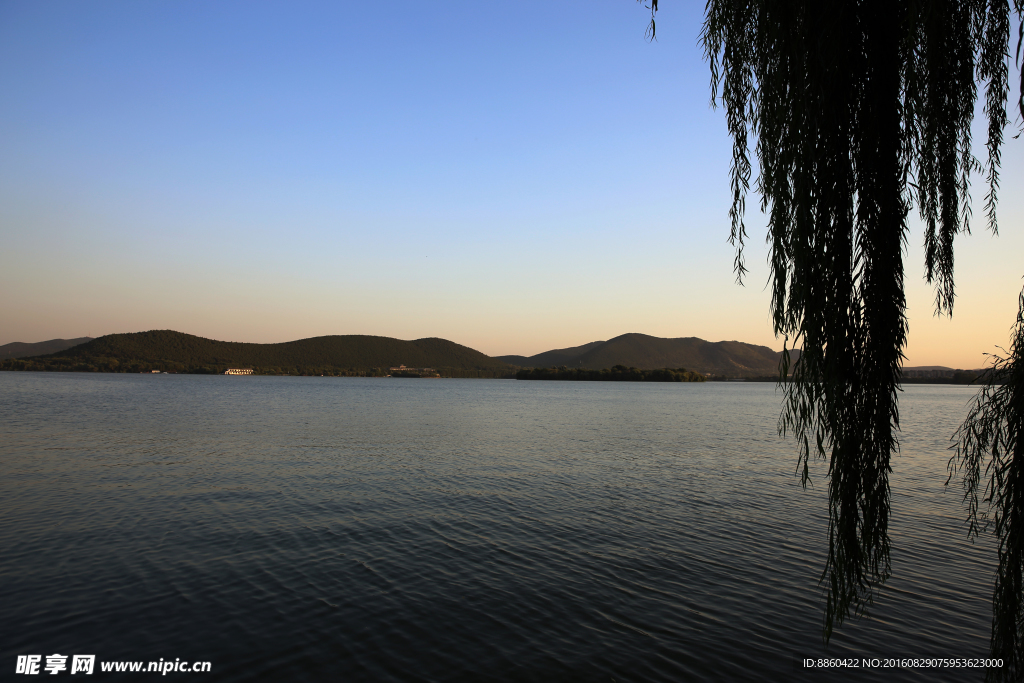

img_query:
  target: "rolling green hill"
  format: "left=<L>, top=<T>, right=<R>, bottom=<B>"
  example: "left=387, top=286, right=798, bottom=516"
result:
left=498, top=333, right=794, bottom=378
left=2, top=330, right=515, bottom=377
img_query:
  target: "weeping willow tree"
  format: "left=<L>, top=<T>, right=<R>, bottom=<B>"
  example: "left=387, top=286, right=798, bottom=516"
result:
left=951, top=289, right=1024, bottom=678
left=642, top=0, right=1024, bottom=661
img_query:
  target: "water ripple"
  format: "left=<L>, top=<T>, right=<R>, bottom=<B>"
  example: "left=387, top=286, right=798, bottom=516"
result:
left=0, top=375, right=998, bottom=681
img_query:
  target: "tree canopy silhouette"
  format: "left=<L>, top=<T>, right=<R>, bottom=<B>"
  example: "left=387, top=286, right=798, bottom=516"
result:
left=952, top=290, right=1024, bottom=678
left=644, top=0, right=1023, bottom=674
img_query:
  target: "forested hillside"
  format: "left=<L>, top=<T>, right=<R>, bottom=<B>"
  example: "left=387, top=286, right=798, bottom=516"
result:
left=500, top=333, right=792, bottom=378
left=1, top=330, right=514, bottom=377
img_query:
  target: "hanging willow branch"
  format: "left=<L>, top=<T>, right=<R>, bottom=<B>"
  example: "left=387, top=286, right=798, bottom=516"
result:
left=635, top=0, right=1023, bottom=644
left=950, top=288, right=1024, bottom=682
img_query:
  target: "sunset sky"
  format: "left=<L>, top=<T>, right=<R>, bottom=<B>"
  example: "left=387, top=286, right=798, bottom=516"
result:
left=2, top=1, right=1021, bottom=368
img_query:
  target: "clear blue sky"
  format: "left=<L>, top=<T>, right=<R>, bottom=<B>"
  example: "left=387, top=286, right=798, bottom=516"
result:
left=2, top=0, right=1021, bottom=367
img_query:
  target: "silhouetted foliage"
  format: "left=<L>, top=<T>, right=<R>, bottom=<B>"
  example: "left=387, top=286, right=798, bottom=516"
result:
left=951, top=288, right=1024, bottom=681
left=646, top=0, right=1023, bottom=656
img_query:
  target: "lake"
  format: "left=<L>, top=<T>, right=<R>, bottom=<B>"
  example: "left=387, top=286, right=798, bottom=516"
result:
left=0, top=373, right=998, bottom=681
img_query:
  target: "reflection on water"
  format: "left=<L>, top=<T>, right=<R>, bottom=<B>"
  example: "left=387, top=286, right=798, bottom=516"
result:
left=0, top=374, right=996, bottom=681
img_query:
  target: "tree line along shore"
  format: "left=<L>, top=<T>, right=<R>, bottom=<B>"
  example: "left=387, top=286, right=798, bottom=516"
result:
left=516, top=365, right=705, bottom=382
left=0, top=357, right=708, bottom=382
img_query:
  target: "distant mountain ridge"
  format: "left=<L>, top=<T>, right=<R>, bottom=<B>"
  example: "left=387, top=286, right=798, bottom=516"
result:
left=498, top=333, right=794, bottom=378
left=497, top=340, right=606, bottom=368
left=3, top=330, right=512, bottom=377
left=3, top=331, right=979, bottom=380
left=0, top=337, right=93, bottom=359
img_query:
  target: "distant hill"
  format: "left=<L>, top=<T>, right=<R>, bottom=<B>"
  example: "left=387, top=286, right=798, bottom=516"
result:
left=0, top=337, right=93, bottom=359
left=499, top=333, right=793, bottom=378
left=2, top=330, right=514, bottom=377
left=496, top=340, right=606, bottom=368
left=902, top=366, right=987, bottom=384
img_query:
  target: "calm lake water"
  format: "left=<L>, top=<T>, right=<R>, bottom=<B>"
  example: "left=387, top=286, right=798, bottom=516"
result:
left=0, top=373, right=999, bottom=681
